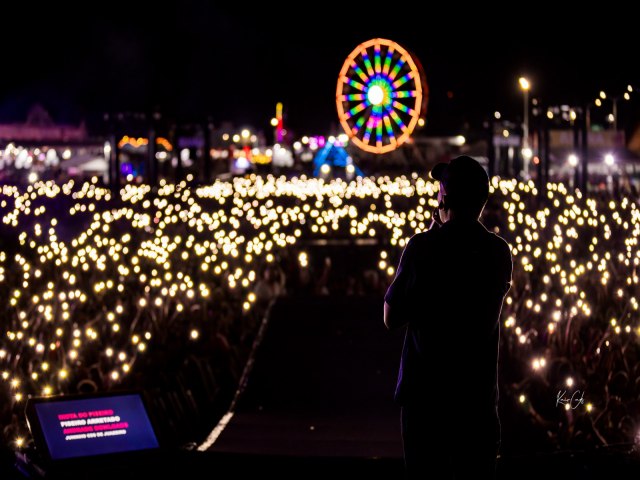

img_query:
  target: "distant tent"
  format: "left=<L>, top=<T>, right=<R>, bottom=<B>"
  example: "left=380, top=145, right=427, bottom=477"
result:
left=0, top=104, right=88, bottom=143
left=312, top=142, right=364, bottom=177
left=62, top=153, right=107, bottom=173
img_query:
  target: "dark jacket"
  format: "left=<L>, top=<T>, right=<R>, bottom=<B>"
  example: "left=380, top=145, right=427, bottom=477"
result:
left=385, top=217, right=512, bottom=429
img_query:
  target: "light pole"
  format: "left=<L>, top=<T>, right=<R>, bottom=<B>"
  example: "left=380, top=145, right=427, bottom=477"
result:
left=593, top=87, right=635, bottom=132
left=519, top=76, right=532, bottom=178
left=610, top=89, right=632, bottom=131
left=604, top=153, right=616, bottom=193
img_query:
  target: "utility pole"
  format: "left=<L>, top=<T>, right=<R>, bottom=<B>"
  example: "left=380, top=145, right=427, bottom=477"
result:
left=580, top=105, right=589, bottom=193
left=202, top=118, right=212, bottom=184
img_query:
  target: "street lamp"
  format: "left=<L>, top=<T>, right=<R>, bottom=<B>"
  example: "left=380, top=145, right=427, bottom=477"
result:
left=604, top=153, right=615, bottom=166
left=568, top=153, right=579, bottom=167
left=568, top=153, right=579, bottom=188
left=604, top=153, right=616, bottom=193
left=610, top=88, right=633, bottom=131
left=593, top=88, right=635, bottom=131
left=519, top=76, right=532, bottom=178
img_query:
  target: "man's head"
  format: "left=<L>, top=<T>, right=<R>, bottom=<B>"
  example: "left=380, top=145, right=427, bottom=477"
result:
left=430, top=155, right=489, bottom=220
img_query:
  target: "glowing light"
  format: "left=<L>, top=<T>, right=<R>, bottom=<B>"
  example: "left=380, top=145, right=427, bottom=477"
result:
left=0, top=173, right=638, bottom=448
left=367, top=85, right=384, bottom=105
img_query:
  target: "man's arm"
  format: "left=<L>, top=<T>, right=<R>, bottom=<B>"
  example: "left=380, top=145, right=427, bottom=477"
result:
left=383, top=236, right=419, bottom=330
left=501, top=239, right=514, bottom=297
left=384, top=300, right=407, bottom=330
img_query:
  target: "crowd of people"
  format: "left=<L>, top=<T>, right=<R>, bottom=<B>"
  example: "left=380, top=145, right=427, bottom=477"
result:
left=1, top=173, right=640, bottom=459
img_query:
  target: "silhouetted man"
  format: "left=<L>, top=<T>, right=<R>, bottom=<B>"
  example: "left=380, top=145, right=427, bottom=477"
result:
left=384, top=155, right=513, bottom=479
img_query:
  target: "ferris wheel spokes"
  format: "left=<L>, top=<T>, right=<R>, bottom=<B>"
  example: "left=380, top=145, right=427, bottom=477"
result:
left=336, top=38, right=428, bottom=154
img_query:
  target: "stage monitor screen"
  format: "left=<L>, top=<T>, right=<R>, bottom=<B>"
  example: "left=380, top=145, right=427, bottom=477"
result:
left=26, top=391, right=160, bottom=461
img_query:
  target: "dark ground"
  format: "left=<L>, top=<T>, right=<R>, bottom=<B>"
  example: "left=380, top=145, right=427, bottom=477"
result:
left=7, top=295, right=640, bottom=479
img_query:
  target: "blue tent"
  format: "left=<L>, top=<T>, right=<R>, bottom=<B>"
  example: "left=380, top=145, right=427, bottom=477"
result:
left=312, top=142, right=364, bottom=177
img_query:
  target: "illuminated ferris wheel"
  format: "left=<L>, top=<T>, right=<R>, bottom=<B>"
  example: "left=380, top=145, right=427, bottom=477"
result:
left=336, top=38, right=428, bottom=154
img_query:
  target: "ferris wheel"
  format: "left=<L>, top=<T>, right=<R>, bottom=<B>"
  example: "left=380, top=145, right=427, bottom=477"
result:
left=336, top=38, right=428, bottom=154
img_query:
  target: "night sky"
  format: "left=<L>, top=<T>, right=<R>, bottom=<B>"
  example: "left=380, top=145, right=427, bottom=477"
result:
left=2, top=2, right=638, bottom=137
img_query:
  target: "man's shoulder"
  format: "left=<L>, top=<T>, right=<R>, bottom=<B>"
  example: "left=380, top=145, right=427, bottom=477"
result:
left=487, top=231, right=512, bottom=257
left=407, top=229, right=439, bottom=249
left=483, top=231, right=513, bottom=273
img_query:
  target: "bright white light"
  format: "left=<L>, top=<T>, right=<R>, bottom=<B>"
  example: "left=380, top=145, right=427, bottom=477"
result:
left=452, top=135, right=466, bottom=146
left=522, top=147, right=533, bottom=160
left=241, top=129, right=250, bottom=139
left=599, top=90, right=607, bottom=99
left=235, top=157, right=250, bottom=170
left=62, top=149, right=72, bottom=160
left=45, top=149, right=59, bottom=167
left=367, top=85, right=384, bottom=105
left=270, top=118, right=278, bottom=127
left=272, top=147, right=293, bottom=167
left=566, top=377, right=574, bottom=387
left=28, top=172, right=38, bottom=183
left=604, top=153, right=615, bottom=166
left=346, top=164, right=355, bottom=174
left=568, top=154, right=579, bottom=167
left=320, top=164, right=331, bottom=175
left=338, top=133, right=349, bottom=144
left=494, top=111, right=501, bottom=119
left=519, top=77, right=530, bottom=91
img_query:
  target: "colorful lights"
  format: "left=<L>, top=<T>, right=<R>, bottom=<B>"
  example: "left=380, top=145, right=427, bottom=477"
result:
left=336, top=38, right=428, bottom=154
left=1, top=174, right=639, bottom=450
